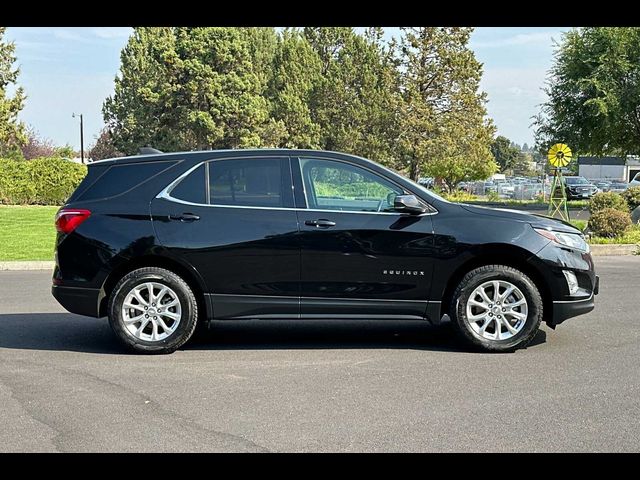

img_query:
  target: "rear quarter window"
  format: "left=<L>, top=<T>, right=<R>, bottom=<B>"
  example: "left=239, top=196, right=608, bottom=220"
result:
left=76, top=161, right=177, bottom=201
left=170, top=164, right=207, bottom=204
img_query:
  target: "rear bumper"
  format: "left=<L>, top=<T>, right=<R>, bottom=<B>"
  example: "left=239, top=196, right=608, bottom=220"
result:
left=549, top=275, right=599, bottom=328
left=52, top=285, right=102, bottom=317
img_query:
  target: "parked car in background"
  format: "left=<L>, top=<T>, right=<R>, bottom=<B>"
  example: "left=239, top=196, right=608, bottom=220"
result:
left=608, top=180, right=629, bottom=194
left=631, top=172, right=640, bottom=187
left=51, top=148, right=598, bottom=354
left=483, top=181, right=497, bottom=194
left=564, top=176, right=599, bottom=200
left=418, top=177, right=434, bottom=189
left=593, top=181, right=611, bottom=193
left=497, top=182, right=515, bottom=198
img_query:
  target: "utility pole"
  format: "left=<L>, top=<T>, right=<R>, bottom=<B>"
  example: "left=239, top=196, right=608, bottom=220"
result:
left=72, top=113, right=84, bottom=164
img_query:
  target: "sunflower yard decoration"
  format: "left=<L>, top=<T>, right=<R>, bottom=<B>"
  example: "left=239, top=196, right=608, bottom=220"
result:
left=547, top=143, right=572, bottom=221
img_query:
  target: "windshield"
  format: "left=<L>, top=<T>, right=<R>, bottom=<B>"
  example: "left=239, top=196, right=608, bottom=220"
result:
left=566, top=177, right=590, bottom=185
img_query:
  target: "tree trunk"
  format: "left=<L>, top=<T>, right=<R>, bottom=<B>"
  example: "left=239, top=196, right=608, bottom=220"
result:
left=409, top=159, right=420, bottom=181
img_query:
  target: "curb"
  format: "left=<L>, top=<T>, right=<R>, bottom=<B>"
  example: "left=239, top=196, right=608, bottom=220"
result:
left=590, top=244, right=639, bottom=256
left=0, top=261, right=54, bottom=271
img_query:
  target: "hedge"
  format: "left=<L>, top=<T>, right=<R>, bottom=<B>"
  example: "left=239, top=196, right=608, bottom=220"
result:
left=622, top=186, right=640, bottom=211
left=588, top=191, right=628, bottom=214
left=0, top=157, right=87, bottom=205
left=588, top=208, right=632, bottom=238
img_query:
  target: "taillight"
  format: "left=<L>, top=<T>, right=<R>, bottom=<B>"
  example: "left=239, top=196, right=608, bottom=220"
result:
left=55, top=208, right=91, bottom=234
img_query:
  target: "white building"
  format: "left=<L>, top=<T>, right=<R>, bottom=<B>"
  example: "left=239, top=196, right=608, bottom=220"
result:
left=578, top=156, right=640, bottom=182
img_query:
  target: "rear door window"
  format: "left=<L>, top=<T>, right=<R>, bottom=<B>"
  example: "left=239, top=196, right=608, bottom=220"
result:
left=208, top=158, right=290, bottom=208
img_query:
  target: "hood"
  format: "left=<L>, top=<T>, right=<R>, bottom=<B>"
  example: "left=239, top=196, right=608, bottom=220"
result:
left=459, top=204, right=581, bottom=234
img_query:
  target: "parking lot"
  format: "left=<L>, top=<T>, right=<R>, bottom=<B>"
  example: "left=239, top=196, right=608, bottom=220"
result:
left=1, top=256, right=639, bottom=452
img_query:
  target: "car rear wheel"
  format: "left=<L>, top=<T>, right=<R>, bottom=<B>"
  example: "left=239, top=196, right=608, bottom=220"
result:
left=108, top=267, right=199, bottom=354
left=449, top=265, right=543, bottom=352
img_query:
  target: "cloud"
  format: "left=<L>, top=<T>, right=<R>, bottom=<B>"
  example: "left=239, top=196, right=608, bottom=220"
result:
left=473, top=31, right=564, bottom=49
left=92, top=27, right=132, bottom=39
left=52, top=28, right=91, bottom=43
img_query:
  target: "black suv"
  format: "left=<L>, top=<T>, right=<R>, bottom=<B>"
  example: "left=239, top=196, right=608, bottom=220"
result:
left=564, top=176, right=598, bottom=199
left=52, top=149, right=598, bottom=354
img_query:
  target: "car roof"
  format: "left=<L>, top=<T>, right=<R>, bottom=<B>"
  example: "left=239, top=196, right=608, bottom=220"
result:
left=89, top=148, right=367, bottom=167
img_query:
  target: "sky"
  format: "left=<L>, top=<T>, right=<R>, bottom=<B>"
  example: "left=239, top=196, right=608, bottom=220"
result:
left=4, top=26, right=570, bottom=151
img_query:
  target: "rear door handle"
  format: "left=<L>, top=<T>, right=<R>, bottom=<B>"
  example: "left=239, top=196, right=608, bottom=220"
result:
left=305, top=219, right=336, bottom=228
left=169, top=213, right=200, bottom=222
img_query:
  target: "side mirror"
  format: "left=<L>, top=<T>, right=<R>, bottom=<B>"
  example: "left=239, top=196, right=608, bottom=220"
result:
left=393, top=194, right=427, bottom=214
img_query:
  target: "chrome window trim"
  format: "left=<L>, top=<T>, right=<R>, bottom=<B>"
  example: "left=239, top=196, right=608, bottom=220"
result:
left=156, top=155, right=438, bottom=217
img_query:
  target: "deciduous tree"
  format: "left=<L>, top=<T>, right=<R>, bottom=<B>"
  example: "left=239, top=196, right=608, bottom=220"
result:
left=490, top=135, right=520, bottom=172
left=0, top=27, right=26, bottom=158
left=535, top=27, right=640, bottom=156
left=88, top=127, right=123, bottom=161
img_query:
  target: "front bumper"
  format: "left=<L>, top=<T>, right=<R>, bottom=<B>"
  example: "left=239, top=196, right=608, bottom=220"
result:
left=52, top=285, right=102, bottom=317
left=549, top=275, right=599, bottom=328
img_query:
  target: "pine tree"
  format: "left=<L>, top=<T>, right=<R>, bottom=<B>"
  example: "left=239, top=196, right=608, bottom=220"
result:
left=395, top=27, right=496, bottom=187
left=104, top=27, right=279, bottom=154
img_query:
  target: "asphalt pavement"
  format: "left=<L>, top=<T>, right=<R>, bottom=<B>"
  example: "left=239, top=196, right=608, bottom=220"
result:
left=0, top=256, right=638, bottom=452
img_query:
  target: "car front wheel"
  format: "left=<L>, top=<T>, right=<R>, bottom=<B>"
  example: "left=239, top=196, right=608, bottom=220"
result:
left=108, top=267, right=199, bottom=354
left=449, top=265, right=543, bottom=352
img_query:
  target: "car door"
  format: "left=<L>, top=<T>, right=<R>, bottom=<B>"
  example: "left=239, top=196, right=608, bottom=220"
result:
left=292, top=156, right=435, bottom=319
left=151, top=156, right=300, bottom=319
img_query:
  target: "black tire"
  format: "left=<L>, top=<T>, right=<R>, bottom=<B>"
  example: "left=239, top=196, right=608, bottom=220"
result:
left=108, top=267, right=199, bottom=354
left=449, top=265, right=543, bottom=352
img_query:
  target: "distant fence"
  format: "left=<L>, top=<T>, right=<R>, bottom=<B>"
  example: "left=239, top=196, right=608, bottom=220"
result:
left=465, top=181, right=550, bottom=201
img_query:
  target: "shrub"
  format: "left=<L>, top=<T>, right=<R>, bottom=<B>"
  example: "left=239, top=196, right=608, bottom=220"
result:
left=0, top=157, right=87, bottom=205
left=588, top=208, right=632, bottom=238
left=589, top=191, right=628, bottom=214
left=487, top=190, right=500, bottom=201
left=622, top=186, right=640, bottom=211
left=441, top=190, right=478, bottom=203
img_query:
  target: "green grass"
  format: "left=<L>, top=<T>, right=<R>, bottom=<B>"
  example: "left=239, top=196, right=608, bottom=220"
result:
left=570, top=220, right=588, bottom=231
left=0, top=205, right=58, bottom=261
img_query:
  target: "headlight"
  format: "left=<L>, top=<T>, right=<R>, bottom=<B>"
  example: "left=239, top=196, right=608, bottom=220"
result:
left=534, top=228, right=590, bottom=252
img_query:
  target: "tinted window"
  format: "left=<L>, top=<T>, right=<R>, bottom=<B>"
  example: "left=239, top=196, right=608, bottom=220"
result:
left=300, top=158, right=402, bottom=212
left=79, top=161, right=176, bottom=201
left=67, top=164, right=108, bottom=202
left=170, top=164, right=206, bottom=204
left=566, top=177, right=589, bottom=185
left=209, top=159, right=283, bottom=207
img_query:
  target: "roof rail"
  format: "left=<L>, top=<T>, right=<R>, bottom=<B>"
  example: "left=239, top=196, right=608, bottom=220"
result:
left=138, top=147, right=163, bottom=155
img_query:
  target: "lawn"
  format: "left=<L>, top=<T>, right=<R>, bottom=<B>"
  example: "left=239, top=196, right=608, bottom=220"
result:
left=0, top=205, right=59, bottom=261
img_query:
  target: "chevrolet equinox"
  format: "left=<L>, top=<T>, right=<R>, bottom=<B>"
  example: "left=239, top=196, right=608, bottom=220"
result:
left=52, top=149, right=598, bottom=354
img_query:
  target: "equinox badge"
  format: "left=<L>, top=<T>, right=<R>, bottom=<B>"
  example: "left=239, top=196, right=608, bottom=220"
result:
left=383, top=270, right=425, bottom=276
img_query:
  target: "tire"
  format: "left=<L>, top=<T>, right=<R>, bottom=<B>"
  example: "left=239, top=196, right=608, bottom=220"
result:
left=108, top=267, right=199, bottom=354
left=449, top=265, right=543, bottom=352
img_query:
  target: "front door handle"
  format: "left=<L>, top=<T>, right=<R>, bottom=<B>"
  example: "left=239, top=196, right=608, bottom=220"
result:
left=305, top=219, right=336, bottom=228
left=169, top=213, right=200, bottom=222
